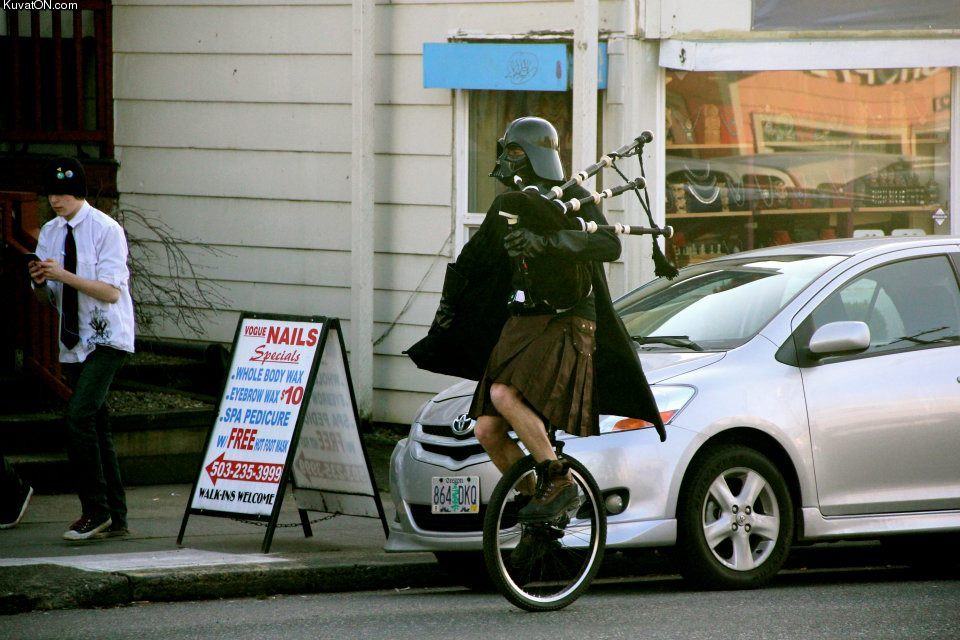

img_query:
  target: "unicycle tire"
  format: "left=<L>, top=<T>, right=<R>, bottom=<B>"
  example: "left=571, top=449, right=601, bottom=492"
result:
left=482, top=454, right=606, bottom=611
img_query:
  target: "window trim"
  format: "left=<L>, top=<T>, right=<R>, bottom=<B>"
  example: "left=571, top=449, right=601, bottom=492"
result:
left=453, top=89, right=486, bottom=257
left=951, top=67, right=959, bottom=237
left=790, top=251, right=960, bottom=368
left=661, top=39, right=960, bottom=72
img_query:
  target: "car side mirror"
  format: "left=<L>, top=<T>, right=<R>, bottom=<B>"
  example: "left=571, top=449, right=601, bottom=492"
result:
left=808, top=321, right=871, bottom=356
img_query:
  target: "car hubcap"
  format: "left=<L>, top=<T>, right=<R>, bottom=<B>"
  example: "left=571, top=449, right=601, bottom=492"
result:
left=701, top=466, right=780, bottom=571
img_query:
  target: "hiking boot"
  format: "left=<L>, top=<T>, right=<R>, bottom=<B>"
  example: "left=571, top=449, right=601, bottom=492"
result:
left=510, top=525, right=561, bottom=570
left=63, top=514, right=112, bottom=541
left=517, top=460, right=578, bottom=523
left=0, top=484, right=33, bottom=529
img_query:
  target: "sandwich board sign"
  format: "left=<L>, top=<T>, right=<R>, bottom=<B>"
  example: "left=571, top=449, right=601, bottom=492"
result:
left=177, top=313, right=387, bottom=553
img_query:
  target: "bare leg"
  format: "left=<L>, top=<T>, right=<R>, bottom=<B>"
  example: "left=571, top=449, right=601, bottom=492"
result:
left=474, top=415, right=523, bottom=475
left=474, top=414, right=536, bottom=495
left=489, top=383, right=556, bottom=464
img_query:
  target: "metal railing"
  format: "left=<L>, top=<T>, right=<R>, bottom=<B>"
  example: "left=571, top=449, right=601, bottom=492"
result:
left=2, top=191, right=72, bottom=400
left=1, top=5, right=114, bottom=157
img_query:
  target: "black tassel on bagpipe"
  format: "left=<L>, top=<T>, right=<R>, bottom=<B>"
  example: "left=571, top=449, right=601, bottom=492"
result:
left=607, top=139, right=679, bottom=280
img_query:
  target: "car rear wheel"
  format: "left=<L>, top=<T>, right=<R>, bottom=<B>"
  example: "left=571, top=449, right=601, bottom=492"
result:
left=676, top=445, right=794, bottom=589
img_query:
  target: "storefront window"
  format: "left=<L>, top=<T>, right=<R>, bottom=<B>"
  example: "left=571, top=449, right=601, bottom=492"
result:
left=664, top=68, right=951, bottom=266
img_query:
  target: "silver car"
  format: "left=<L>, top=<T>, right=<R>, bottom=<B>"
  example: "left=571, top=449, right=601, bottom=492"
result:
left=385, top=237, right=960, bottom=588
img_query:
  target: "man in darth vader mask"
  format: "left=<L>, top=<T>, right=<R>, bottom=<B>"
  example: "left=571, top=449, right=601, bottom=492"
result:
left=407, top=117, right=662, bottom=547
left=490, top=116, right=566, bottom=190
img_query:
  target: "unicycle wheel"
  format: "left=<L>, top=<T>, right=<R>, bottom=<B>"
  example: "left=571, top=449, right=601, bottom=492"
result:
left=482, top=454, right=606, bottom=611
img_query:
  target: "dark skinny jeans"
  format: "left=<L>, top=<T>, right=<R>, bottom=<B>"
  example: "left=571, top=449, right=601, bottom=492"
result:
left=62, top=345, right=129, bottom=527
left=0, top=453, right=27, bottom=506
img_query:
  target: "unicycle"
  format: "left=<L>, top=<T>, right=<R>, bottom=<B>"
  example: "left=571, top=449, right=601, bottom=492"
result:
left=482, top=433, right=606, bottom=611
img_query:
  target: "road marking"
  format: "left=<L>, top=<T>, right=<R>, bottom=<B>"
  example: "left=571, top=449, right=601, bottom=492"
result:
left=0, top=549, right=287, bottom=572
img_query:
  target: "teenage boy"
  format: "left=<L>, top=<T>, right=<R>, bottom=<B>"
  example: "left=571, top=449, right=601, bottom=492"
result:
left=28, top=157, right=135, bottom=540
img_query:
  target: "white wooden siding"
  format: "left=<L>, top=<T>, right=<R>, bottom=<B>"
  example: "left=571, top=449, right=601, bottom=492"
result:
left=120, top=194, right=452, bottom=254
left=133, top=243, right=448, bottom=293
left=117, top=147, right=451, bottom=204
left=650, top=0, right=751, bottom=37
left=115, top=102, right=450, bottom=155
left=115, top=54, right=449, bottom=105
left=114, top=0, right=630, bottom=423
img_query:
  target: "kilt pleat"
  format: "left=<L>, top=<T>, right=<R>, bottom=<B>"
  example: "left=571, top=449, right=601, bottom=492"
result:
left=469, top=314, right=598, bottom=437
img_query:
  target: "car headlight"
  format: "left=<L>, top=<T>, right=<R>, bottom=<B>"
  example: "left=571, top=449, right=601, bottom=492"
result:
left=599, top=385, right=696, bottom=433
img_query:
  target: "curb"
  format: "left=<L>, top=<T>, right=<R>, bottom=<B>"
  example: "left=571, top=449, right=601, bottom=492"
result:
left=125, top=560, right=451, bottom=603
left=0, top=565, right=130, bottom=615
left=0, top=560, right=451, bottom=616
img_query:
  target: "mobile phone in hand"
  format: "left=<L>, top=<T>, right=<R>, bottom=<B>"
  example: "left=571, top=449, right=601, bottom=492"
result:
left=24, top=253, right=45, bottom=283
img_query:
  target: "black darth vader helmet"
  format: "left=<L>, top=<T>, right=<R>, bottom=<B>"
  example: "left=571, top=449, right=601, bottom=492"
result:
left=490, top=116, right=565, bottom=187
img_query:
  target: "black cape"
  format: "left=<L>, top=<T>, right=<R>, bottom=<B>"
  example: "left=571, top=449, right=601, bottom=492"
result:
left=406, top=186, right=665, bottom=441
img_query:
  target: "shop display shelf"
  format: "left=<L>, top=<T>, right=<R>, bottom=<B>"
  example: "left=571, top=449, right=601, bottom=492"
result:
left=667, top=138, right=944, bottom=152
left=667, top=211, right=753, bottom=219
left=754, top=207, right=849, bottom=216
left=852, top=204, right=946, bottom=213
left=667, top=143, right=754, bottom=150
left=668, top=204, right=944, bottom=220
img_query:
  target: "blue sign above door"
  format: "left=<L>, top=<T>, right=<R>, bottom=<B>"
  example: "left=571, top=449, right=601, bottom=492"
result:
left=423, top=42, right=608, bottom=92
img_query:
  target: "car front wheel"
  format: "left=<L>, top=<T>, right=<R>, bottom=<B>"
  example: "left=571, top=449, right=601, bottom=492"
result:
left=676, top=445, right=794, bottom=589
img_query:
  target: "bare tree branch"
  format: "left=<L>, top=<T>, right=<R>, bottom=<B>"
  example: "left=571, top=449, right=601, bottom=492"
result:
left=111, top=204, right=231, bottom=338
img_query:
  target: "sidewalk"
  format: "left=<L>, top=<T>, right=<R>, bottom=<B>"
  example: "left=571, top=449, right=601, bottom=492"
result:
left=3, top=485, right=914, bottom=615
left=0, top=484, right=448, bottom=615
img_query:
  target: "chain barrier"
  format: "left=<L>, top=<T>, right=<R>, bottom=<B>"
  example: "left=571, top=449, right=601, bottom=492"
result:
left=232, top=512, right=341, bottom=528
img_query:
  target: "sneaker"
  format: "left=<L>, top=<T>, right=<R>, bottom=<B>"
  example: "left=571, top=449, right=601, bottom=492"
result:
left=0, top=485, right=33, bottom=529
left=63, top=514, right=112, bottom=540
left=95, top=522, right=130, bottom=539
left=517, top=460, right=578, bottom=523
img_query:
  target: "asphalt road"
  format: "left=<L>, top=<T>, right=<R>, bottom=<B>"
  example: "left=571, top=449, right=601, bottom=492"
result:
left=2, top=566, right=957, bottom=640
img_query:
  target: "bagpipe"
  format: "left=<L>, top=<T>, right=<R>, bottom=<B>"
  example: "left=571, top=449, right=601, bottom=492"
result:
left=498, top=131, right=678, bottom=311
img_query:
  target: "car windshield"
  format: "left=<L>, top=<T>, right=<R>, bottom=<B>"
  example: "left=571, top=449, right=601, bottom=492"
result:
left=616, top=255, right=845, bottom=350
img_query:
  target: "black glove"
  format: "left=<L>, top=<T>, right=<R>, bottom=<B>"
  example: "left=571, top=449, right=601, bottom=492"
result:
left=504, top=228, right=549, bottom=258
left=428, top=264, right=469, bottom=334
left=432, top=299, right=456, bottom=333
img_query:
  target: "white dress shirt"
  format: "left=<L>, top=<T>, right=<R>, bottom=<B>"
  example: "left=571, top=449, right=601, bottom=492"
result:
left=35, top=201, right=136, bottom=363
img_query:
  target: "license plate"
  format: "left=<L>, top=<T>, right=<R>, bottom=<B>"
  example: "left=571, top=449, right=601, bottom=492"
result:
left=431, top=476, right=480, bottom=514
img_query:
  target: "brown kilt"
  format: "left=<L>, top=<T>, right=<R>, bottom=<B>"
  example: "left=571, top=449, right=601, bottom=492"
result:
left=468, top=313, right=598, bottom=437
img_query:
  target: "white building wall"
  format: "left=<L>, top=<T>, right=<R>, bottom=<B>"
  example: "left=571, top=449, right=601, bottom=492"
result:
left=112, top=0, right=632, bottom=423
left=649, top=0, right=751, bottom=37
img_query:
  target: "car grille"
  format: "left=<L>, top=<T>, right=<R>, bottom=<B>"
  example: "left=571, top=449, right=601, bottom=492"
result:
left=419, top=442, right=487, bottom=461
left=415, top=424, right=517, bottom=463
left=408, top=503, right=521, bottom=533
left=421, top=423, right=474, bottom=440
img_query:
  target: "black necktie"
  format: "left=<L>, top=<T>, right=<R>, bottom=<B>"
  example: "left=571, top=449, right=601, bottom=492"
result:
left=61, top=225, right=80, bottom=349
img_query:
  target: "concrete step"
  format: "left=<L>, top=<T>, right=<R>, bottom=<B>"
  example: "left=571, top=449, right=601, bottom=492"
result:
left=123, top=339, right=230, bottom=397
left=7, top=450, right=208, bottom=493
left=115, top=359, right=220, bottom=396
left=1, top=405, right=216, bottom=490
left=0, top=370, right=55, bottom=414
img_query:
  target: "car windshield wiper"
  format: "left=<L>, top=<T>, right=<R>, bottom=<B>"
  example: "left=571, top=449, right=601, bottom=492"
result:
left=880, top=327, right=957, bottom=347
left=631, top=335, right=705, bottom=351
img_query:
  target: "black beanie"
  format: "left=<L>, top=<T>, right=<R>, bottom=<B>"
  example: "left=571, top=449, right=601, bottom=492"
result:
left=41, top=157, right=87, bottom=199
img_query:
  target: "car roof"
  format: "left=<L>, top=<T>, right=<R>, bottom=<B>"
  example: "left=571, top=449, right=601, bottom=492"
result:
left=730, top=236, right=960, bottom=259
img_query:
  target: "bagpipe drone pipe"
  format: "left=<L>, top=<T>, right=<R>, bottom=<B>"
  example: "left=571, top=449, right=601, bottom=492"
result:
left=499, top=131, right=677, bottom=310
